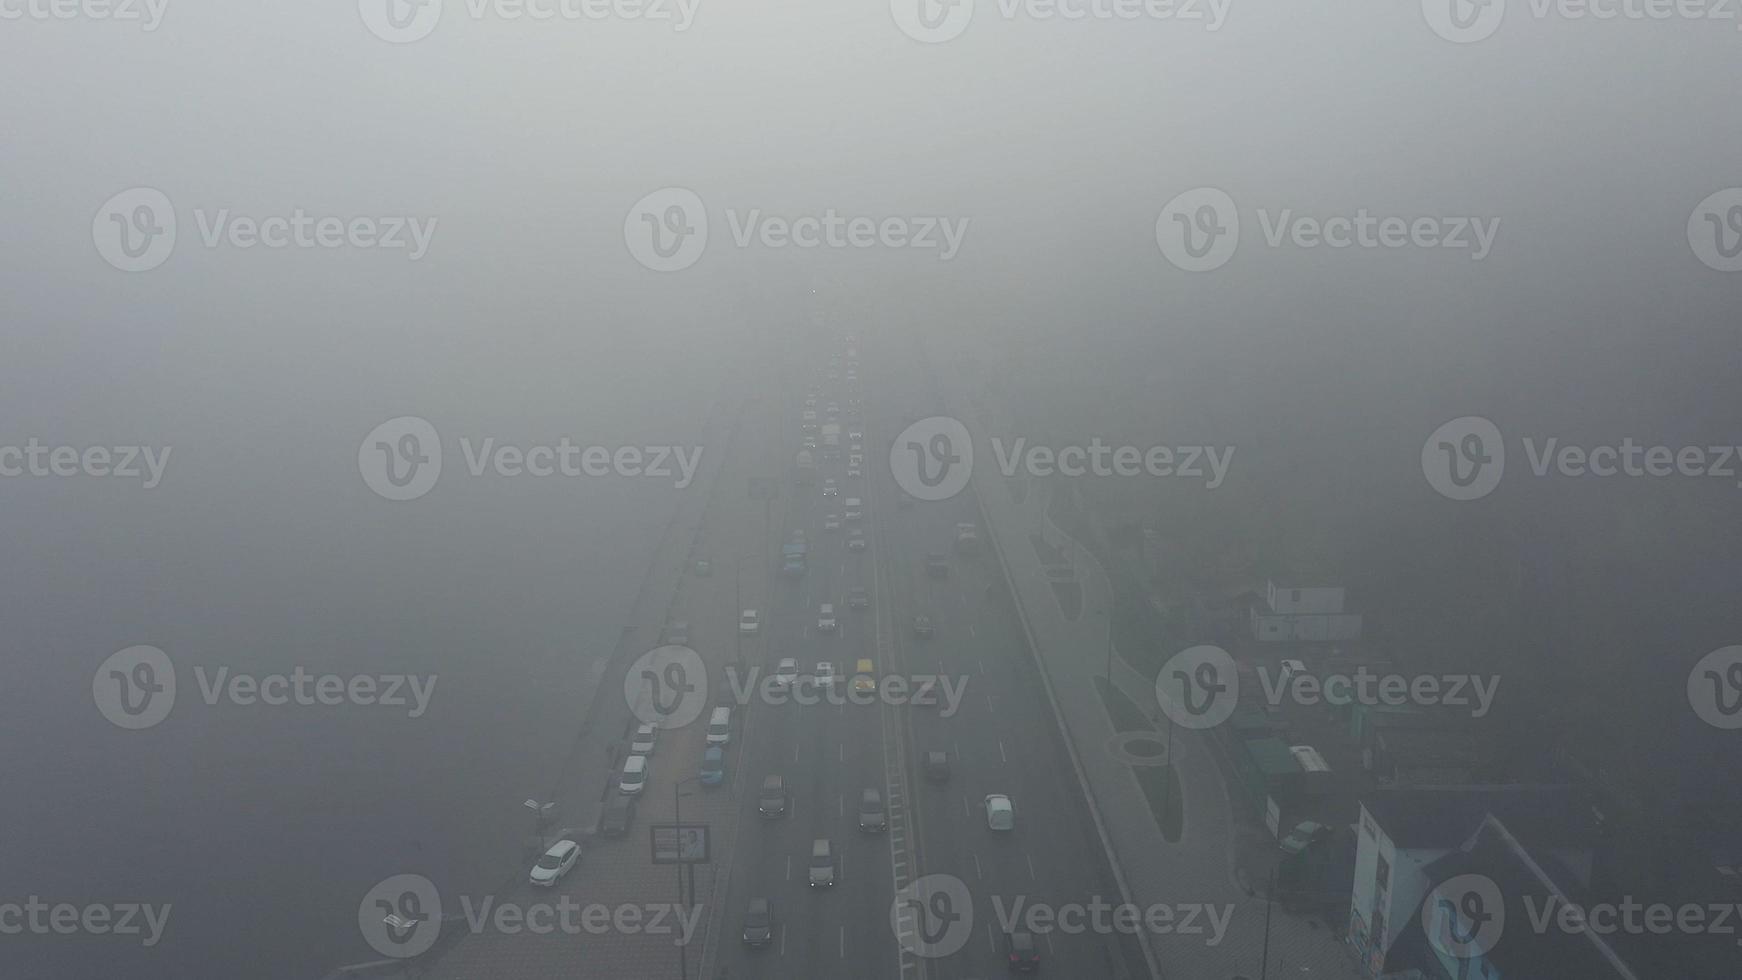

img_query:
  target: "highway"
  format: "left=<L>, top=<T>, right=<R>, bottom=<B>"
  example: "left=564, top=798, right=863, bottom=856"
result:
left=710, top=325, right=1147, bottom=980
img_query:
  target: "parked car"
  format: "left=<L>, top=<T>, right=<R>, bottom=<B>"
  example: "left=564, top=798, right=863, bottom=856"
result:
left=700, top=745, right=726, bottom=787
left=620, top=755, right=649, bottom=795
left=630, top=723, right=657, bottom=755
left=742, top=898, right=773, bottom=947
left=984, top=794, right=1015, bottom=831
left=1279, top=820, right=1331, bottom=855
left=599, top=795, right=637, bottom=838
left=758, top=775, right=786, bottom=818
left=529, top=839, right=580, bottom=887
left=661, top=621, right=690, bottom=646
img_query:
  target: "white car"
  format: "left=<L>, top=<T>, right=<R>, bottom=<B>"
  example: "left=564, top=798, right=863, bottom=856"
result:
left=847, top=530, right=866, bottom=551
left=848, top=453, right=863, bottom=468
left=823, top=513, right=841, bottom=531
left=774, top=658, right=798, bottom=690
left=847, top=466, right=862, bottom=478
left=984, top=794, right=1015, bottom=831
left=631, top=723, right=657, bottom=755
left=848, top=429, right=863, bottom=441
left=844, top=499, right=863, bottom=521
left=822, top=484, right=839, bottom=498
left=818, top=604, right=837, bottom=632
left=1280, top=659, right=1307, bottom=682
left=739, top=609, right=760, bottom=635
left=529, top=839, right=581, bottom=887
left=814, top=662, right=836, bottom=688
left=802, top=410, right=817, bottom=422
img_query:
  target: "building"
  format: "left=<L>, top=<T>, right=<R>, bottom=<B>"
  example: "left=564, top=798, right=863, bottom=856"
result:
left=1250, top=581, right=1363, bottom=643
left=1346, top=785, right=1597, bottom=977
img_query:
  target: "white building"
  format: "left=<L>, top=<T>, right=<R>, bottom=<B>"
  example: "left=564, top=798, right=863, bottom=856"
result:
left=1250, top=581, right=1363, bottom=642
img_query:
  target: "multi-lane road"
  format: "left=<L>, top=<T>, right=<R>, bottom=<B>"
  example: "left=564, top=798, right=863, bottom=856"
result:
left=709, top=329, right=1147, bottom=980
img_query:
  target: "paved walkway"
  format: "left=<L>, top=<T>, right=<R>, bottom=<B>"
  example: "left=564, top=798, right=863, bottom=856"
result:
left=930, top=346, right=1362, bottom=980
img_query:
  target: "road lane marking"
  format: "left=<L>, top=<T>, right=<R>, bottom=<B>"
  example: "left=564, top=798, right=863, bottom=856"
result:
left=973, top=851, right=982, bottom=879
left=999, top=741, right=1007, bottom=764
left=1027, top=853, right=1036, bottom=879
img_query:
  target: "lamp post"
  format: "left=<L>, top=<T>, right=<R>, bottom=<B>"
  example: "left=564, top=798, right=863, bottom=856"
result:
left=1258, top=862, right=1277, bottom=980
left=673, top=776, right=702, bottom=980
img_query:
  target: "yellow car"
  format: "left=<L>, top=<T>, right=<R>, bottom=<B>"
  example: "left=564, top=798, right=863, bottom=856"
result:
left=852, top=658, right=876, bottom=694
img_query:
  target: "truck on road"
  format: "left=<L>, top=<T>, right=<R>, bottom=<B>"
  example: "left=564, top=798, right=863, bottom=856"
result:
left=782, top=534, right=808, bottom=577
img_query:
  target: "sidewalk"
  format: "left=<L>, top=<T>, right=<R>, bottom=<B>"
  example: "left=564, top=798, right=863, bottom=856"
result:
left=930, top=348, right=1362, bottom=980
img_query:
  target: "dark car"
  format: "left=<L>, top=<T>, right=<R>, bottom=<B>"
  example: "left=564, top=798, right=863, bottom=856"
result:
left=742, top=898, right=772, bottom=946
left=857, top=788, right=886, bottom=832
left=758, top=775, right=786, bottom=818
left=599, top=794, right=637, bottom=838
left=1007, top=930, right=1040, bottom=972
left=925, top=553, right=949, bottom=577
left=924, top=751, right=950, bottom=783
left=846, top=586, right=869, bottom=609
left=913, top=614, right=934, bottom=638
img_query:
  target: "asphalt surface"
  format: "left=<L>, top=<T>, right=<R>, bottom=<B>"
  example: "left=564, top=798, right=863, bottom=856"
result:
left=710, top=329, right=1146, bottom=980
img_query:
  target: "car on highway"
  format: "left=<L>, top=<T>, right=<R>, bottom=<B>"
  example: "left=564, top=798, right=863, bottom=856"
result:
left=620, top=755, right=649, bottom=795
left=814, top=662, right=836, bottom=688
left=741, top=898, right=773, bottom=947
left=662, top=619, right=691, bottom=645
left=848, top=452, right=863, bottom=468
left=847, top=586, right=869, bottom=609
left=529, top=839, right=580, bottom=887
left=926, top=553, right=949, bottom=577
left=808, top=838, right=836, bottom=887
left=847, top=529, right=866, bottom=551
left=739, top=609, right=760, bottom=634
left=823, top=512, right=841, bottom=530
left=924, top=750, right=950, bottom=783
left=858, top=788, right=886, bottom=832
left=912, top=614, right=933, bottom=638
left=984, top=794, right=1016, bottom=831
left=847, top=464, right=862, bottom=478
left=631, top=723, right=657, bottom=755
left=848, top=427, right=862, bottom=440
left=599, top=795, right=636, bottom=838
left=1006, top=929, right=1041, bottom=972
left=844, top=498, right=863, bottom=521
left=773, top=658, right=798, bottom=690
left=758, top=775, right=786, bottom=818
left=802, top=435, right=818, bottom=449
left=802, top=410, right=817, bottom=422
left=826, top=402, right=839, bottom=417
left=852, top=658, right=876, bottom=694
left=700, top=746, right=725, bottom=786
left=1280, top=658, right=1307, bottom=683
left=817, top=603, right=837, bottom=631
left=822, top=483, right=838, bottom=497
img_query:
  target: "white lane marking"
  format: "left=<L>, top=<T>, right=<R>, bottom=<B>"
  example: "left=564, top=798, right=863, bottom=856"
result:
left=969, top=624, right=976, bottom=639
left=794, top=742, right=801, bottom=764
left=839, top=792, right=845, bottom=818
left=972, top=851, right=982, bottom=879
left=840, top=743, right=846, bottom=763
left=840, top=925, right=847, bottom=959
left=962, top=792, right=972, bottom=819
left=781, top=923, right=787, bottom=955
left=785, top=855, right=791, bottom=881
left=986, top=922, right=997, bottom=952
left=1042, top=930, right=1054, bottom=955
left=1027, top=853, right=1036, bottom=879
left=999, top=741, right=1008, bottom=764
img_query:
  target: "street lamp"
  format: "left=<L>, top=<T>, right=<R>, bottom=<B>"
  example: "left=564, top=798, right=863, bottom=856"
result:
left=673, top=776, right=703, bottom=980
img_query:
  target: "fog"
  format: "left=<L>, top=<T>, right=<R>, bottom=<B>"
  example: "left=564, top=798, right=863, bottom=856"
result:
left=3, top=3, right=1739, bottom=978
